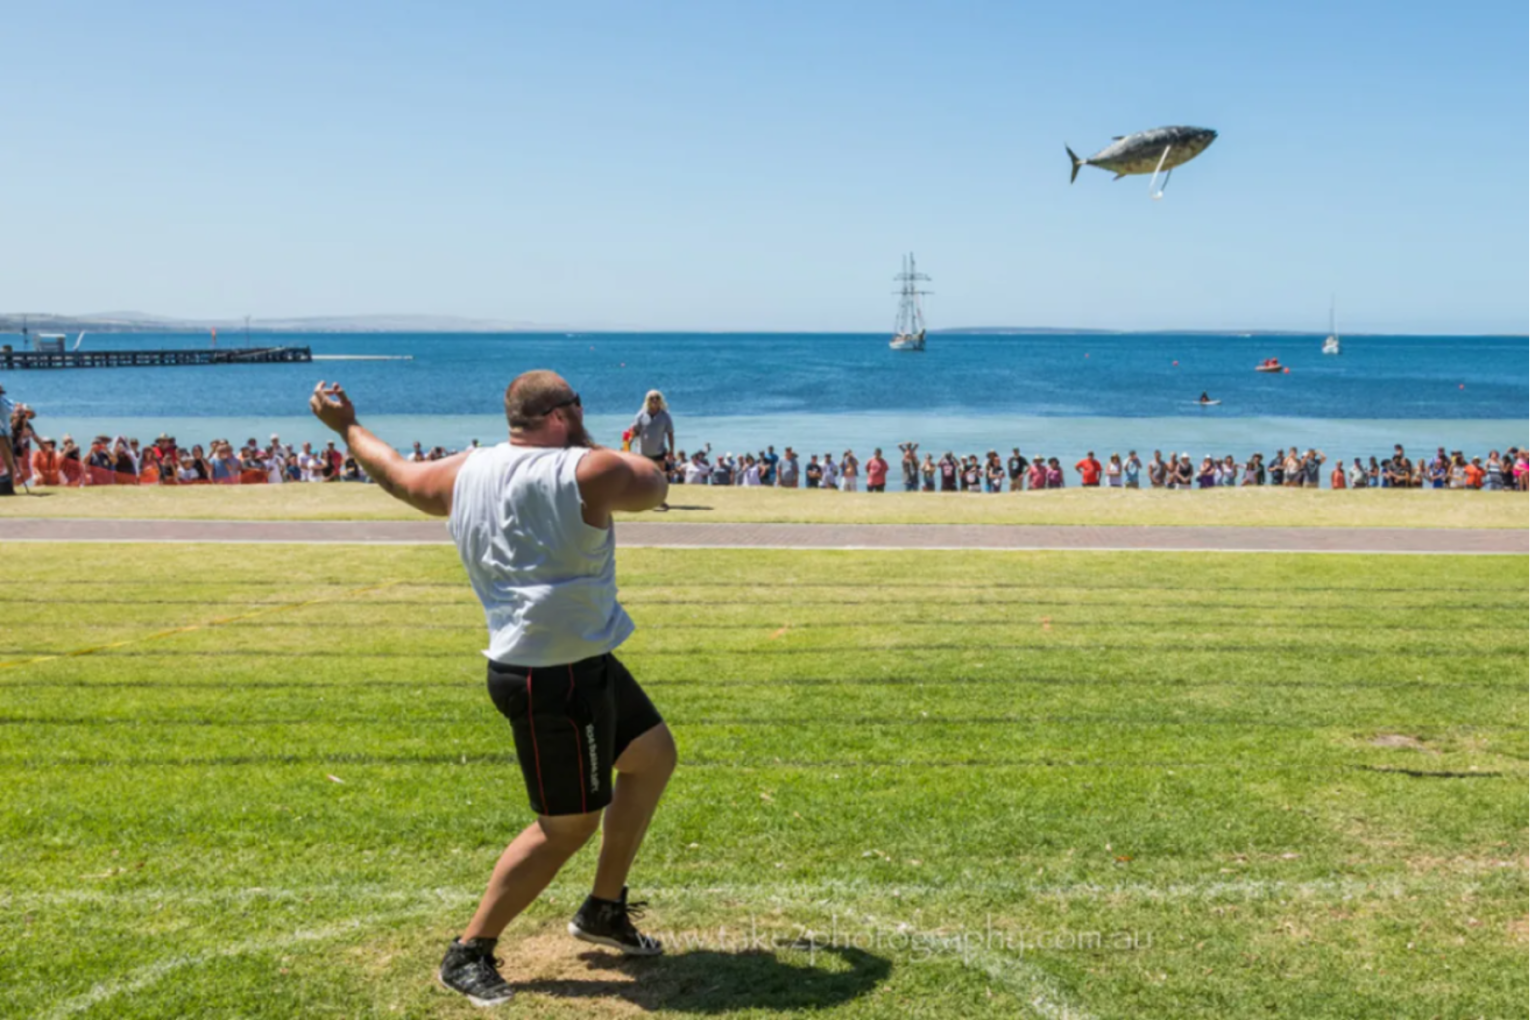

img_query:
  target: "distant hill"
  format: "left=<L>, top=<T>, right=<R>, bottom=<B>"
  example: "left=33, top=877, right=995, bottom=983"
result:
left=934, top=326, right=1316, bottom=336
left=932, top=326, right=1122, bottom=335
left=0, top=312, right=568, bottom=334
left=2, top=314, right=1521, bottom=337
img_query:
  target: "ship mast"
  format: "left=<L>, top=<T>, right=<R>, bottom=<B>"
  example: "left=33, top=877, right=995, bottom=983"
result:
left=893, top=253, right=931, bottom=336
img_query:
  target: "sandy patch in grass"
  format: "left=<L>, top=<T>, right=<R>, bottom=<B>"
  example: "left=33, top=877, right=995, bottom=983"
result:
left=1368, top=733, right=1439, bottom=754
left=358, top=917, right=894, bottom=1018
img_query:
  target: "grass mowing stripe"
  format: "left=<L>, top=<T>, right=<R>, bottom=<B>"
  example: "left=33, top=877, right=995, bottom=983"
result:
left=7, top=750, right=1510, bottom=775
left=0, top=580, right=402, bottom=672
left=3, top=714, right=1520, bottom=732
left=1, top=674, right=1517, bottom=691
left=1, top=644, right=1515, bottom=658
left=4, top=596, right=1524, bottom=610
left=624, top=598, right=1527, bottom=609
left=27, top=619, right=1506, bottom=634
left=22, top=578, right=1529, bottom=593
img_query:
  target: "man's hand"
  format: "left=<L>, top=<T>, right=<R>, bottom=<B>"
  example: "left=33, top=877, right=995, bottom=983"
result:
left=305, top=379, right=463, bottom=516
left=310, top=381, right=358, bottom=435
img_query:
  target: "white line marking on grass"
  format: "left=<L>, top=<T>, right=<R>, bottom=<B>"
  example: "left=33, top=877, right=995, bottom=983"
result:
left=7, top=874, right=1430, bottom=913
left=3, top=884, right=475, bottom=910
left=855, top=907, right=1099, bottom=1020
left=38, top=906, right=435, bottom=1020
left=957, top=937, right=1099, bottom=1020
left=657, top=876, right=1413, bottom=904
left=24, top=873, right=1472, bottom=1018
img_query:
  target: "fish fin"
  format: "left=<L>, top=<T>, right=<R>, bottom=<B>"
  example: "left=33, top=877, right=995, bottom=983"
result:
left=1113, top=172, right=1126, bottom=181
left=1066, top=145, right=1084, bottom=184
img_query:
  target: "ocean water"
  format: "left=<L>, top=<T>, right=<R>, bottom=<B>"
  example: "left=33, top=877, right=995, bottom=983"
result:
left=6, top=332, right=1525, bottom=466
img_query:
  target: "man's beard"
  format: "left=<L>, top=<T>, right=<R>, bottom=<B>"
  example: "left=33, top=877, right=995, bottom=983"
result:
left=563, top=417, right=595, bottom=449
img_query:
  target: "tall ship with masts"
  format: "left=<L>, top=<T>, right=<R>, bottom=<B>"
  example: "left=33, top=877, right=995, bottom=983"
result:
left=889, top=253, right=931, bottom=351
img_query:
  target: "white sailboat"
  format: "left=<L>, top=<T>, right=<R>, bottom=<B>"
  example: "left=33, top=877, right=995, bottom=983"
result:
left=1321, top=296, right=1341, bottom=355
left=889, top=253, right=931, bottom=351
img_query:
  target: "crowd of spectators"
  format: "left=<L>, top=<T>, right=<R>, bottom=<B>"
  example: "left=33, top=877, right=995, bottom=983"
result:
left=2, top=391, right=1525, bottom=496
left=649, top=442, right=1530, bottom=492
left=0, top=424, right=392, bottom=490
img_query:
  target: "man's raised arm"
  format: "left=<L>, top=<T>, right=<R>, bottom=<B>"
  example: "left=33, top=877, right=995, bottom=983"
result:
left=309, top=381, right=465, bottom=517
left=577, top=448, right=668, bottom=526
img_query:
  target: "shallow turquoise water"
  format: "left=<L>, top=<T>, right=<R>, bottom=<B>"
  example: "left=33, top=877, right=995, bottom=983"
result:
left=9, top=332, right=1525, bottom=477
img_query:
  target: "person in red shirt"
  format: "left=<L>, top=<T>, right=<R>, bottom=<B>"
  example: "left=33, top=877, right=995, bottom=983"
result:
left=1330, top=463, right=1346, bottom=490
left=865, top=448, right=889, bottom=493
left=324, top=440, right=345, bottom=479
left=1075, top=452, right=1102, bottom=487
left=1463, top=458, right=1485, bottom=489
left=30, top=438, right=62, bottom=486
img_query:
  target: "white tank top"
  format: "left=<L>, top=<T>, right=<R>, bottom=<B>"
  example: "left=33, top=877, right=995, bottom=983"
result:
left=447, top=443, right=633, bottom=666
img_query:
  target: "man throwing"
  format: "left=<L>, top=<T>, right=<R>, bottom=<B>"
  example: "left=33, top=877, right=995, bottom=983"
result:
left=310, top=371, right=677, bottom=1007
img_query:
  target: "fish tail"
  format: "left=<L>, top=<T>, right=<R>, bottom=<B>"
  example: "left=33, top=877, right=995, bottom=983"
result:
left=1066, top=146, right=1084, bottom=184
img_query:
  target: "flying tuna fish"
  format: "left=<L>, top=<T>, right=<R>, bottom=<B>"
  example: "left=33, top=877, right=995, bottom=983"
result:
left=1067, top=125, right=1217, bottom=199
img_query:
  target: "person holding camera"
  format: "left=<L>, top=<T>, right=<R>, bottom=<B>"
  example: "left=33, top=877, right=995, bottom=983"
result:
left=0, top=385, right=37, bottom=494
left=899, top=442, right=920, bottom=492
left=0, top=383, right=18, bottom=495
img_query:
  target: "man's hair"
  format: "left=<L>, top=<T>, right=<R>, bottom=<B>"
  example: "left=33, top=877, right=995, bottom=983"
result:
left=505, top=370, right=573, bottom=430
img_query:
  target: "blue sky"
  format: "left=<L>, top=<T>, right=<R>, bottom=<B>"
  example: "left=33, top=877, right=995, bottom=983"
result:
left=5, top=0, right=1526, bottom=332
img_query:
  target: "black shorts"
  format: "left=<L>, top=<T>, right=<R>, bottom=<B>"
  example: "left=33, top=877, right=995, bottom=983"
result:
left=486, top=653, right=664, bottom=817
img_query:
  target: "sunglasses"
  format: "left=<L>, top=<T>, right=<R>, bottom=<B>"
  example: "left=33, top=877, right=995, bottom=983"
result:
left=539, top=393, right=582, bottom=415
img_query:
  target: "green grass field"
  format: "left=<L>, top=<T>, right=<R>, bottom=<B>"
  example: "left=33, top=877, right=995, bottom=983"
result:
left=2, top=481, right=1525, bottom=529
left=1, top=544, right=1525, bottom=1018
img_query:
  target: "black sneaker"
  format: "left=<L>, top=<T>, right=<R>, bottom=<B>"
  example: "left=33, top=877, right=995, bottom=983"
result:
left=568, top=887, right=663, bottom=956
left=437, top=937, right=514, bottom=1007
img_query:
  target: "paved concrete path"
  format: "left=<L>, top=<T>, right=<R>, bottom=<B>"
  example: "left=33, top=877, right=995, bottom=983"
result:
left=1, top=518, right=1523, bottom=554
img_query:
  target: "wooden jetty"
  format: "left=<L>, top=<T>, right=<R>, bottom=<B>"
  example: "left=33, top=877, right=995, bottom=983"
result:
left=0, top=345, right=313, bottom=370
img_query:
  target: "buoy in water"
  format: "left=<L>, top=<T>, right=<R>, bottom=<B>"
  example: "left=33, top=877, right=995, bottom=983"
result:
left=1172, top=360, right=1179, bottom=366
left=1283, top=367, right=1290, bottom=374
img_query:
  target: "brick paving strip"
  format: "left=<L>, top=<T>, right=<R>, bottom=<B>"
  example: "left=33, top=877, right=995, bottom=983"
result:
left=0, top=518, right=1524, bottom=554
